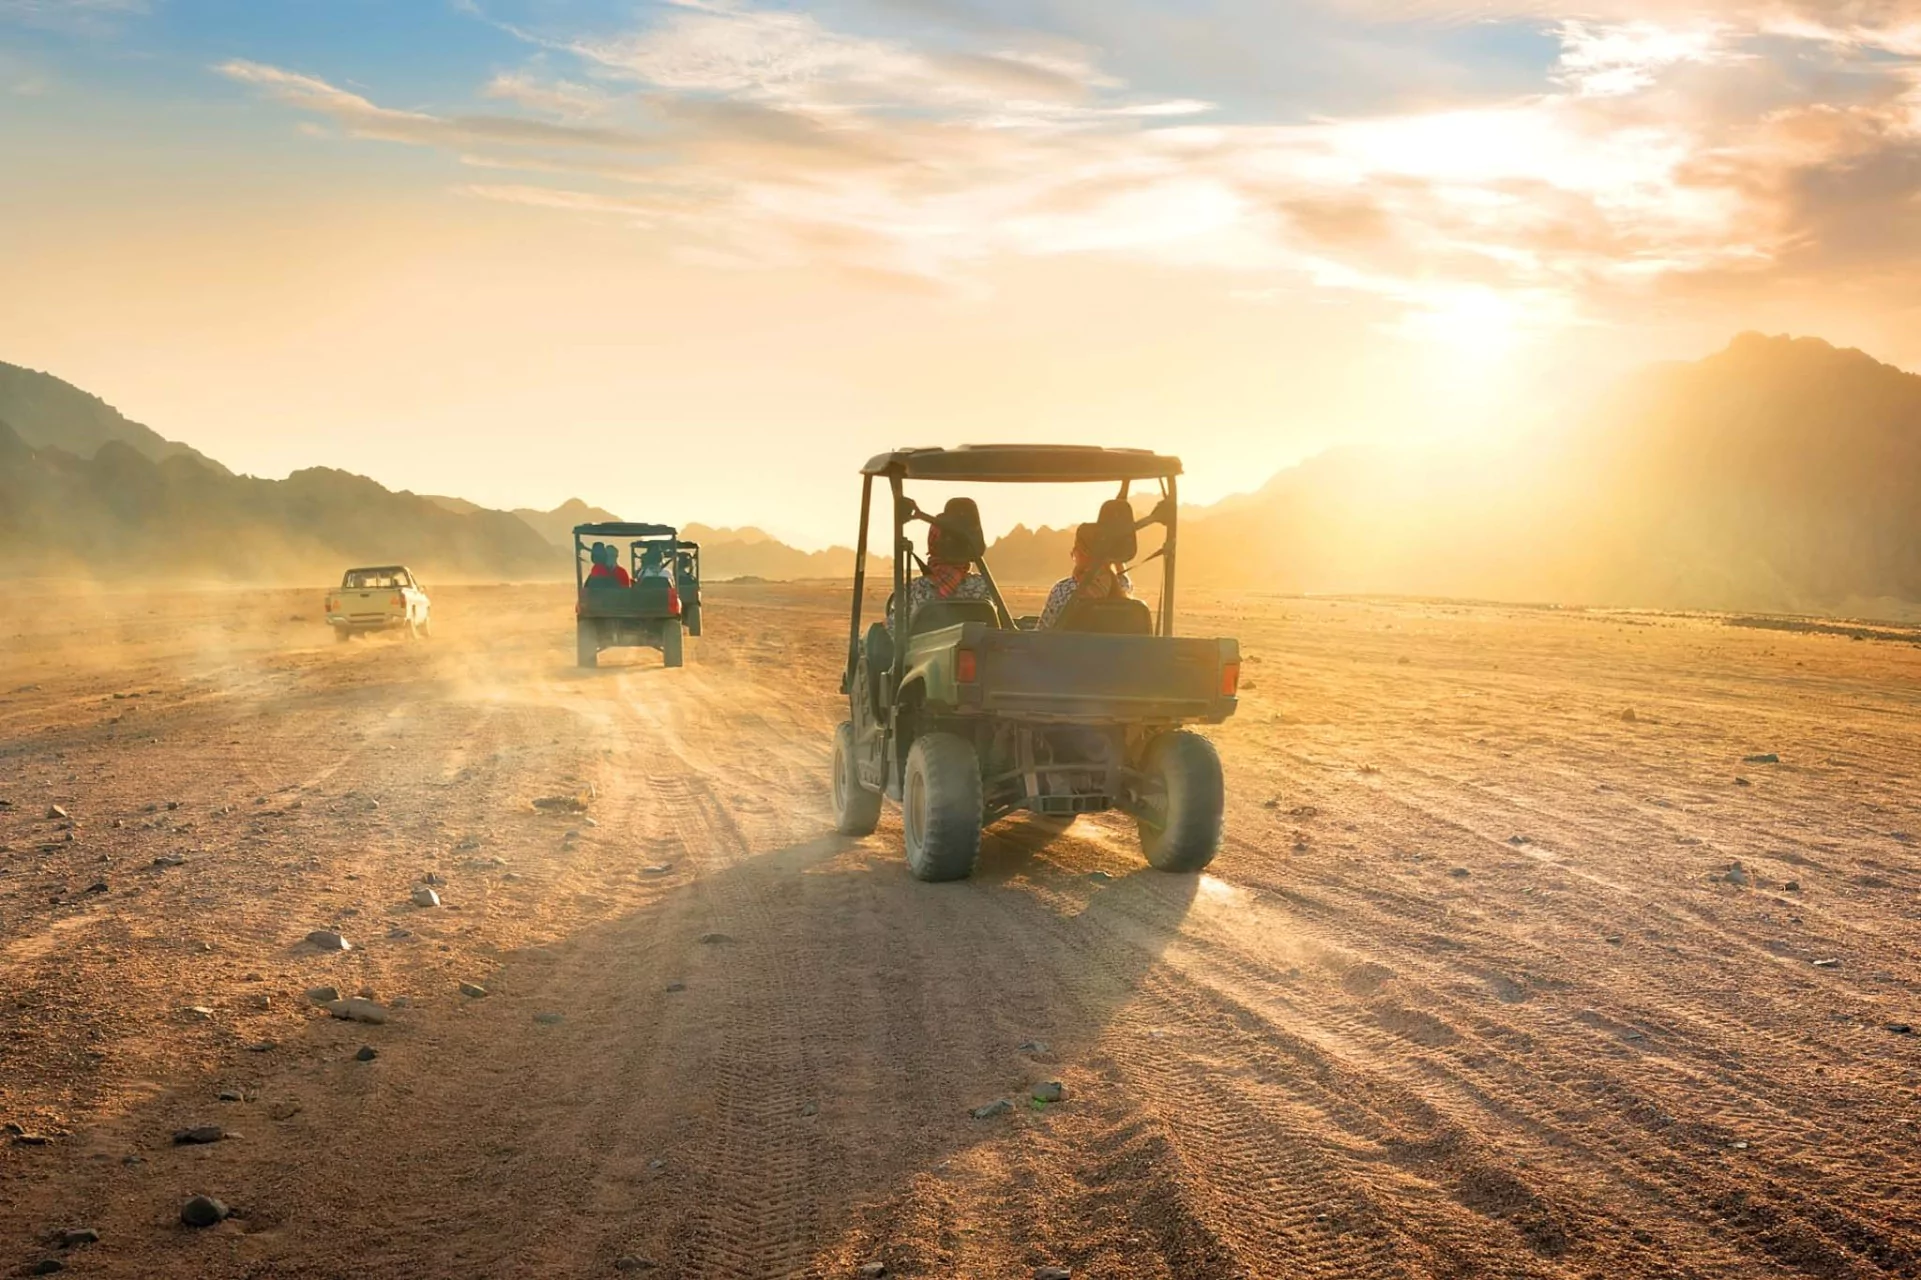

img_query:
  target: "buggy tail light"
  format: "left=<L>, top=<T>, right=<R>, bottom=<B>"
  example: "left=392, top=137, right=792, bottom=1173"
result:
left=956, top=649, right=977, bottom=683
left=668, top=586, right=681, bottom=615
left=1220, top=661, right=1240, bottom=698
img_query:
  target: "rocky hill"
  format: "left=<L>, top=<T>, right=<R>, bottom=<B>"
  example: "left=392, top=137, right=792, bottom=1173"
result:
left=0, top=361, right=226, bottom=472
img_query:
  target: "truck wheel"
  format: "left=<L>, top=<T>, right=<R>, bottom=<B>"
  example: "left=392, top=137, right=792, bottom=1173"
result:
left=662, top=620, right=684, bottom=668
left=576, top=621, right=599, bottom=669
left=903, top=732, right=982, bottom=882
left=831, top=721, right=882, bottom=836
left=334, top=626, right=351, bottom=644
left=1135, top=731, right=1223, bottom=872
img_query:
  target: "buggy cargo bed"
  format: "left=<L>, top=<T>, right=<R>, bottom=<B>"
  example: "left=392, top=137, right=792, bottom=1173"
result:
left=908, top=622, right=1239, bottom=725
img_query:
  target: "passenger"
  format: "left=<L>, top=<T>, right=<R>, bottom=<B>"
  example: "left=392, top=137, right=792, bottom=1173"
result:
left=1039, top=521, right=1132, bottom=629
left=585, top=542, right=632, bottom=588
left=638, top=546, right=670, bottom=581
left=890, top=497, right=991, bottom=634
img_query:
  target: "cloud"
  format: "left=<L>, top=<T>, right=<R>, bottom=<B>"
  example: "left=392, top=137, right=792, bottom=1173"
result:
left=0, top=0, right=145, bottom=33
left=218, top=4, right=1921, bottom=336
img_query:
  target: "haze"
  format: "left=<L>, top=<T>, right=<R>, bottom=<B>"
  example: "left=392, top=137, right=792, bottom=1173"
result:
left=4, top=0, right=1920, bottom=544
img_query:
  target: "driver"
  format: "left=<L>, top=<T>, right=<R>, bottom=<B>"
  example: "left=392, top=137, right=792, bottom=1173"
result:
left=1039, top=521, right=1132, bottom=629
left=889, top=497, right=990, bottom=634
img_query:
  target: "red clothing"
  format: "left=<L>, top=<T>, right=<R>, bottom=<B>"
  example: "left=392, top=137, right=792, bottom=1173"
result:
left=588, top=563, right=632, bottom=587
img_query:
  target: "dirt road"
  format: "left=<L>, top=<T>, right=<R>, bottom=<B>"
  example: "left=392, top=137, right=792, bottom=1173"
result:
left=3, top=583, right=1919, bottom=1279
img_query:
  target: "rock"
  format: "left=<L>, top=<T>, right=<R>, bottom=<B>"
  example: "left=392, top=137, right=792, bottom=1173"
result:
left=29, top=1259, right=64, bottom=1275
left=246, top=993, right=273, bottom=1011
left=424, top=872, right=445, bottom=885
left=182, top=1006, right=215, bottom=1020
left=173, top=1125, right=225, bottom=1145
left=1734, top=776, right=1751, bottom=787
left=1724, top=862, right=1750, bottom=887
left=641, top=863, right=674, bottom=875
left=217, top=1088, right=245, bottom=1102
left=268, top=1101, right=302, bottom=1121
left=391, top=996, right=412, bottom=1009
left=1262, top=798, right=1279, bottom=809
left=355, top=1045, right=379, bottom=1062
left=83, top=879, right=108, bottom=894
left=698, top=932, right=734, bottom=945
left=1031, top=1081, right=1065, bottom=1104
left=1087, top=870, right=1113, bottom=882
left=1018, top=1040, right=1048, bottom=1056
left=665, top=982, right=686, bottom=993
left=1035, top=1268, right=1071, bottom=1280
left=1785, top=880, right=1802, bottom=892
left=1619, top=707, right=1637, bottom=723
left=47, top=805, right=69, bottom=820
left=615, top=1257, right=656, bottom=1272
left=248, top=1040, right=277, bottom=1053
left=1605, top=934, right=1624, bottom=945
left=857, top=1264, right=887, bottom=1278
left=1811, top=958, right=1841, bottom=969
left=1448, top=867, right=1471, bottom=878
left=802, top=1101, right=818, bottom=1117
left=306, top=985, right=341, bottom=1006
left=56, top=1227, right=100, bottom=1247
left=411, top=887, right=441, bottom=908
left=1887, top=1022, right=1914, bottom=1035
left=534, top=1011, right=564, bottom=1025
left=305, top=929, right=351, bottom=951
left=970, top=1099, right=1013, bottom=1120
left=180, top=1195, right=229, bottom=1228
left=532, top=794, right=588, bottom=813
left=459, top=982, right=489, bottom=998
left=152, top=854, right=188, bottom=868
left=1507, top=835, right=1530, bottom=846
left=1743, top=753, right=1780, bottom=764
left=326, top=997, right=389, bottom=1024
left=12, top=1132, right=51, bottom=1145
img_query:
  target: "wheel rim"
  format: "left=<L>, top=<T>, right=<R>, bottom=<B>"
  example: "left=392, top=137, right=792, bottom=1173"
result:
left=905, top=765, right=927, bottom=853
left=832, top=740, right=848, bottom=814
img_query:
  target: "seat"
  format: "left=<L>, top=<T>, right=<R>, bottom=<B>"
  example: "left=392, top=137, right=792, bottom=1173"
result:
left=862, top=623, right=894, bottom=721
left=909, top=597, right=999, bottom=636
left=633, top=580, right=674, bottom=612
left=928, top=497, right=986, bottom=561
left=1056, top=596, right=1153, bottom=635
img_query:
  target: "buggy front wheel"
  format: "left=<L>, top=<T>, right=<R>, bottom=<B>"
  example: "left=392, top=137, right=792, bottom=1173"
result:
left=902, top=732, right=983, bottom=882
left=831, top=721, right=882, bottom=836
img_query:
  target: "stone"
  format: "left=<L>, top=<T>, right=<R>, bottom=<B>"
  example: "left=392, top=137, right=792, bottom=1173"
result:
left=1785, top=880, right=1802, bottom=892
left=180, top=1195, right=229, bottom=1228
left=268, top=1101, right=302, bottom=1121
left=1448, top=867, right=1471, bottom=878
left=1724, top=862, right=1750, bottom=887
left=615, top=1257, right=656, bottom=1272
left=182, top=1006, right=215, bottom=1020
left=306, top=985, right=341, bottom=1006
left=217, top=1089, right=245, bottom=1102
left=1887, top=1023, right=1914, bottom=1035
left=411, top=887, right=441, bottom=908
left=459, top=982, right=488, bottom=998
left=1087, top=870, right=1113, bottom=882
left=641, top=863, right=674, bottom=875
left=1035, top=1269, right=1072, bottom=1280
left=83, top=880, right=108, bottom=894
left=1018, top=1040, right=1048, bottom=1056
left=152, top=855, right=188, bottom=868
left=306, top=929, right=351, bottom=951
left=56, top=1227, right=100, bottom=1247
left=1812, top=958, right=1841, bottom=969
left=665, top=982, right=686, bottom=993
left=47, top=805, right=69, bottom=820
left=29, top=1259, right=64, bottom=1275
left=1031, top=1081, right=1065, bottom=1104
left=970, top=1099, right=1013, bottom=1120
left=698, top=932, right=734, bottom=945
left=326, top=997, right=389, bottom=1024
left=857, top=1265, right=887, bottom=1278
left=355, top=1045, right=379, bottom=1062
left=534, top=1011, right=564, bottom=1025
left=424, top=872, right=445, bottom=885
left=173, top=1125, right=225, bottom=1145
left=1743, top=753, right=1780, bottom=764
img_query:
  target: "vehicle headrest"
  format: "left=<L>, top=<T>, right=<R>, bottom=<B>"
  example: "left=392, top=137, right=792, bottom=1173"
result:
left=1092, top=498, right=1138, bottom=563
left=930, top=497, right=986, bottom=562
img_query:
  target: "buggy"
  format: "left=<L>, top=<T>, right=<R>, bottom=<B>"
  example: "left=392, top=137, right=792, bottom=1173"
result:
left=574, top=523, right=702, bottom=668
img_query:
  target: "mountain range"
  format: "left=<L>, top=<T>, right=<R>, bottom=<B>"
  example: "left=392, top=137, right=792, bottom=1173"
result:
left=3, top=335, right=1918, bottom=618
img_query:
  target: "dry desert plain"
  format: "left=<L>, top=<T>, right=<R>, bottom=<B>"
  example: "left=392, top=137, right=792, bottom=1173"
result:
left=2, top=581, right=1919, bottom=1279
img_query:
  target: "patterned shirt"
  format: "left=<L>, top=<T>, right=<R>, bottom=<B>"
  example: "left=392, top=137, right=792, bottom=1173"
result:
left=889, top=572, right=992, bottom=635
left=1039, top=571, right=1133, bottom=629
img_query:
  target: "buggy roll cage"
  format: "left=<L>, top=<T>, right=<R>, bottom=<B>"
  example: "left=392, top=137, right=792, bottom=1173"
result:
left=841, top=445, right=1185, bottom=695
left=571, top=522, right=701, bottom=591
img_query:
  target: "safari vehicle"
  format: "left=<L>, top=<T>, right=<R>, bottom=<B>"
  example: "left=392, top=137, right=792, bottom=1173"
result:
left=830, top=445, right=1240, bottom=881
left=573, top=522, right=702, bottom=669
left=326, top=565, right=431, bottom=641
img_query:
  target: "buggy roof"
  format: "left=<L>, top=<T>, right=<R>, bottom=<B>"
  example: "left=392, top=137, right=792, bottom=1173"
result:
left=574, top=522, right=679, bottom=539
left=861, top=444, right=1182, bottom=483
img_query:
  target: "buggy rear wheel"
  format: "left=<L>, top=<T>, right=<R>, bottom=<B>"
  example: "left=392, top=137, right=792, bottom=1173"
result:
left=831, top=720, right=882, bottom=836
left=576, top=620, right=599, bottom=669
left=662, top=619, right=684, bottom=668
left=902, top=732, right=982, bottom=882
left=1135, top=730, right=1223, bottom=872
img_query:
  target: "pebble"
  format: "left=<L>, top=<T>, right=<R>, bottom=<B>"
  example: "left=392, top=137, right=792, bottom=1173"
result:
left=615, top=1257, right=656, bottom=1272
left=534, top=1011, right=565, bottom=1025
left=1724, top=862, right=1750, bottom=887
left=83, top=880, right=108, bottom=894
left=1887, top=1022, right=1913, bottom=1035
left=412, top=887, right=441, bottom=908
left=306, top=929, right=351, bottom=951
left=218, top=1088, right=245, bottom=1102
left=970, top=1099, right=1013, bottom=1120
left=152, top=855, right=188, bottom=868
left=173, top=1125, right=225, bottom=1145
left=857, top=1265, right=887, bottom=1278
left=1812, top=958, right=1841, bottom=969
left=56, top=1228, right=99, bottom=1247
left=698, top=932, right=734, bottom=945
left=1448, top=867, right=1471, bottom=878
left=1087, top=870, right=1112, bottom=882
left=182, top=1006, right=215, bottom=1020
left=1035, top=1268, right=1071, bottom=1280
left=1743, top=753, right=1780, bottom=764
left=327, top=997, right=389, bottom=1025
left=306, top=986, right=341, bottom=1006
left=47, top=805, right=69, bottom=820
left=641, top=863, right=674, bottom=875
left=180, top=1195, right=229, bottom=1228
left=1734, top=777, right=1751, bottom=787
left=1031, top=1081, right=1065, bottom=1104
left=268, top=1101, right=302, bottom=1121
left=424, top=872, right=445, bottom=885
left=1785, top=880, right=1802, bottom=892
left=665, top=982, right=686, bottom=993
left=460, top=982, right=489, bottom=998
left=29, top=1259, right=63, bottom=1275
left=1018, top=1040, right=1048, bottom=1056
left=355, top=1045, right=379, bottom=1062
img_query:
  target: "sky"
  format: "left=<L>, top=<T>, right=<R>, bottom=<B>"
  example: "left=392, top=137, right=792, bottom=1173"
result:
left=2, top=0, right=1918, bottom=546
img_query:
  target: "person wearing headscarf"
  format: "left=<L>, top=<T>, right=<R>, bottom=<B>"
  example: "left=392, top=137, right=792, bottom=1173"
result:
left=1039, top=521, right=1132, bottom=629
left=889, top=497, right=991, bottom=634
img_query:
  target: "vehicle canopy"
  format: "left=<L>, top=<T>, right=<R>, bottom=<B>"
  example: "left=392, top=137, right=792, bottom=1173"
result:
left=340, top=566, right=416, bottom=589
left=860, top=444, right=1181, bottom=483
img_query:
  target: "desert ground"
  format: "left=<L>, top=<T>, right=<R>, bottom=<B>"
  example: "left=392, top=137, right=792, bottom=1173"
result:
left=2, top=581, right=1919, bottom=1279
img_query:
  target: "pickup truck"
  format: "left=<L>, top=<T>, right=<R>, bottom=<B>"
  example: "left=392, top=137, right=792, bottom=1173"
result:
left=325, top=566, right=431, bottom=642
